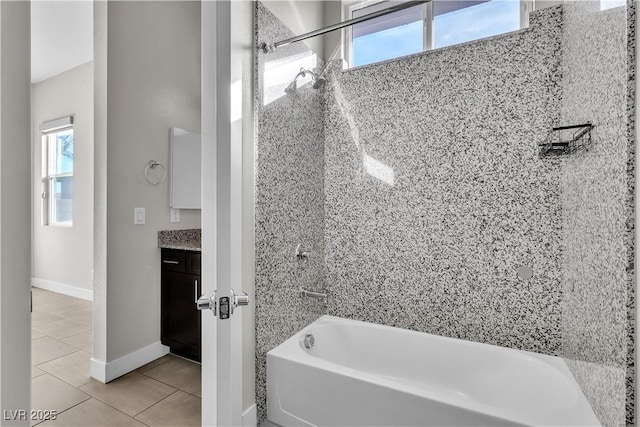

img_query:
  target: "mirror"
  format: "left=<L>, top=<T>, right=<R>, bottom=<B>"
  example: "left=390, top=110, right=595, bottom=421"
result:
left=170, top=127, right=201, bottom=209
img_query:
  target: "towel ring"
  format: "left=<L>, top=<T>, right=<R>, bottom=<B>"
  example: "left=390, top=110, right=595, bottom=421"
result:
left=144, top=160, right=166, bottom=185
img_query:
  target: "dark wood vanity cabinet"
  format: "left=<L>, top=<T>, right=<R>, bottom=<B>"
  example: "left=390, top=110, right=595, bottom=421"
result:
left=161, top=249, right=201, bottom=362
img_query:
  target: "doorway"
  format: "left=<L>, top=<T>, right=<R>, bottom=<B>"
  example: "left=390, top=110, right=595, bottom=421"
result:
left=3, top=2, right=251, bottom=426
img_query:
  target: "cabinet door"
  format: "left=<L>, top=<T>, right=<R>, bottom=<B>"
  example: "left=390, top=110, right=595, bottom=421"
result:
left=186, top=253, right=201, bottom=276
left=161, top=271, right=201, bottom=361
left=161, top=250, right=186, bottom=273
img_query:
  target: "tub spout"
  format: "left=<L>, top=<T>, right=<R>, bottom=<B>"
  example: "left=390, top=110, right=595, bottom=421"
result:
left=300, top=288, right=327, bottom=303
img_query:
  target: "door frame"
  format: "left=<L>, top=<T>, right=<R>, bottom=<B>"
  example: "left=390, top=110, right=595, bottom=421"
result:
left=0, top=0, right=32, bottom=420
left=201, top=1, right=245, bottom=426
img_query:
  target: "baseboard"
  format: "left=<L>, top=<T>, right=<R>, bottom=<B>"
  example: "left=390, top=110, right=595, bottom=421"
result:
left=89, top=357, right=107, bottom=383
left=90, top=341, right=170, bottom=383
left=32, top=277, right=93, bottom=301
left=243, top=404, right=257, bottom=427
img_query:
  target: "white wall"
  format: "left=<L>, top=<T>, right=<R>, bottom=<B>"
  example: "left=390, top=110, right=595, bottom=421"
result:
left=261, top=0, right=326, bottom=59
left=31, top=1, right=93, bottom=84
left=32, top=61, right=94, bottom=300
left=92, top=0, right=108, bottom=375
left=323, top=1, right=343, bottom=62
left=104, top=1, right=201, bottom=363
left=0, top=1, right=31, bottom=423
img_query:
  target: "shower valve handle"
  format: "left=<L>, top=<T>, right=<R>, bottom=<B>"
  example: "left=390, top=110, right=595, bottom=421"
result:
left=295, top=244, right=310, bottom=265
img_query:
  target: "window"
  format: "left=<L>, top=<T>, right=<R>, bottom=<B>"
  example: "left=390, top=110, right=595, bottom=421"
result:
left=345, top=0, right=531, bottom=68
left=41, top=117, right=73, bottom=226
left=600, top=0, right=625, bottom=10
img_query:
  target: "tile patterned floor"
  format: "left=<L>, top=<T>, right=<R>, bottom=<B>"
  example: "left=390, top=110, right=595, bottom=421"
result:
left=32, top=288, right=202, bottom=426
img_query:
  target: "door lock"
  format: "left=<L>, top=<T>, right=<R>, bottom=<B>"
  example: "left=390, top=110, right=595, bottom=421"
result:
left=218, top=290, right=249, bottom=320
left=230, top=289, right=249, bottom=315
left=197, top=289, right=249, bottom=319
left=219, top=296, right=230, bottom=319
left=196, top=291, right=217, bottom=315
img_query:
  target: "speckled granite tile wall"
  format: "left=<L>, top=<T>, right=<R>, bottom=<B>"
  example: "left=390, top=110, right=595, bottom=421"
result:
left=558, top=3, right=630, bottom=426
left=254, top=3, right=326, bottom=422
left=626, top=1, right=636, bottom=424
left=324, top=7, right=564, bottom=355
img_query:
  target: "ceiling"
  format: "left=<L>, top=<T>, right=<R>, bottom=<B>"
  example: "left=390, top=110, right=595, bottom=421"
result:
left=31, top=1, right=93, bottom=84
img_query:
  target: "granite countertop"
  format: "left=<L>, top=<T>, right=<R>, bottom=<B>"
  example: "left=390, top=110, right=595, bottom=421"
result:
left=158, top=228, right=201, bottom=251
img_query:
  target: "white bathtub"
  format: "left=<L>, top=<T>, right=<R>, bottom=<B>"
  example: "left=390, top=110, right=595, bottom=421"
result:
left=267, top=315, right=600, bottom=426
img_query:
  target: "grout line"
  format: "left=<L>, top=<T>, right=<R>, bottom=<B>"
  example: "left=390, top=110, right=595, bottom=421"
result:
left=52, top=395, right=92, bottom=418
left=79, top=374, right=179, bottom=422
left=80, top=392, right=153, bottom=425
left=36, top=360, right=93, bottom=390
left=31, top=319, right=92, bottom=337
left=60, top=328, right=93, bottom=337
left=132, top=390, right=180, bottom=418
left=31, top=394, right=92, bottom=426
left=136, top=355, right=174, bottom=374
left=88, top=397, right=152, bottom=427
left=33, top=371, right=93, bottom=394
left=59, top=397, right=152, bottom=427
left=136, top=359, right=202, bottom=398
left=33, top=347, right=82, bottom=367
left=170, top=353, right=202, bottom=366
left=137, top=370, right=203, bottom=399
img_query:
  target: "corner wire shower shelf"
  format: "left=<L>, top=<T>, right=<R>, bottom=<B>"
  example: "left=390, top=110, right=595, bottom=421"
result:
left=538, top=123, right=594, bottom=158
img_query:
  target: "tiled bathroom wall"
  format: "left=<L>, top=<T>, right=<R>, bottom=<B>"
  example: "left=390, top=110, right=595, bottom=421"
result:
left=323, top=6, right=564, bottom=355
left=254, top=3, right=326, bottom=420
left=627, top=2, right=636, bottom=425
left=558, top=2, right=630, bottom=425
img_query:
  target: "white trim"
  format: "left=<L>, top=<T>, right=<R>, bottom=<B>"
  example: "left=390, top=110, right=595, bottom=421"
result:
left=40, top=115, right=73, bottom=133
left=42, top=127, right=74, bottom=226
left=522, top=0, right=534, bottom=28
left=242, top=404, right=257, bottom=427
left=90, top=341, right=170, bottom=383
left=89, top=357, right=107, bottom=383
left=201, top=2, right=218, bottom=425
left=32, top=277, right=93, bottom=301
left=424, top=1, right=433, bottom=50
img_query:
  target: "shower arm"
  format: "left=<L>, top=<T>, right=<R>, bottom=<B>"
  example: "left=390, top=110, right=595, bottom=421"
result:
left=259, top=0, right=430, bottom=53
left=298, top=68, right=321, bottom=81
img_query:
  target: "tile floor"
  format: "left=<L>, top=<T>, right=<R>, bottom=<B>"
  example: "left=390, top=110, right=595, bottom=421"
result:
left=31, top=288, right=202, bottom=426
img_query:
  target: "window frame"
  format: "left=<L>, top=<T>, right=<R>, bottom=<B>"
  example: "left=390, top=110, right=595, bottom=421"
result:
left=40, top=118, right=74, bottom=227
left=343, top=0, right=534, bottom=69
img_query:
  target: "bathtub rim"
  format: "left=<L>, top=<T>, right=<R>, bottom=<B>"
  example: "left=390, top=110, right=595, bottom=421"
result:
left=267, top=315, right=601, bottom=426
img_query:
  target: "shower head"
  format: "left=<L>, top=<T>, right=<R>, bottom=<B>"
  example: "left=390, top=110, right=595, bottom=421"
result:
left=284, top=67, right=326, bottom=94
left=285, top=79, right=297, bottom=94
left=312, top=76, right=326, bottom=90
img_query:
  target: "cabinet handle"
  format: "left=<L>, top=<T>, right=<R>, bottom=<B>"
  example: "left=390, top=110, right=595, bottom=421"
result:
left=163, top=260, right=180, bottom=265
left=195, top=280, right=199, bottom=304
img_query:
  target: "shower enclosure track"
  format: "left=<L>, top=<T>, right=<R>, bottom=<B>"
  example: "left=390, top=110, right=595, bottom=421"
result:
left=258, top=0, right=430, bottom=53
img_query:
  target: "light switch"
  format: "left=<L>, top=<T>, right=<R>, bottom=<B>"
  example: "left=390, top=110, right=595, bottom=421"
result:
left=134, top=207, right=146, bottom=225
left=170, top=208, right=180, bottom=223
